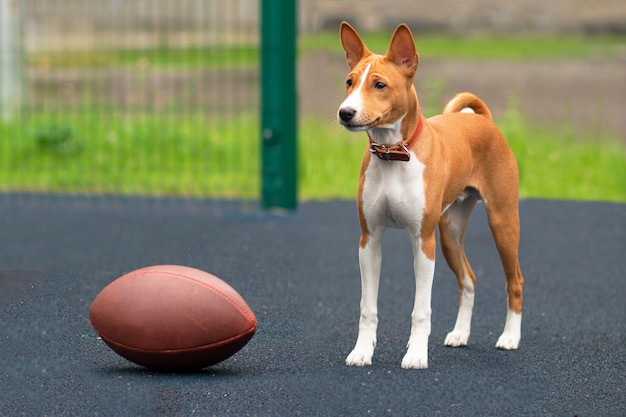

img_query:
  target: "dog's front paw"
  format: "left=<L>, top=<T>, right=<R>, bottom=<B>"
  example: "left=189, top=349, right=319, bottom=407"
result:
left=495, top=332, right=520, bottom=350
left=444, top=330, right=469, bottom=347
left=402, top=334, right=429, bottom=369
left=346, top=347, right=374, bottom=367
left=401, top=349, right=428, bottom=369
left=346, top=332, right=376, bottom=366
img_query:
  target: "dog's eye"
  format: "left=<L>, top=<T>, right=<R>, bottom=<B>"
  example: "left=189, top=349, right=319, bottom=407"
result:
left=374, top=81, right=386, bottom=90
left=346, top=79, right=353, bottom=88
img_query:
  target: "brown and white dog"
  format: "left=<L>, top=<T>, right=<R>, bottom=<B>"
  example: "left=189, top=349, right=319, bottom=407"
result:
left=337, top=22, right=525, bottom=369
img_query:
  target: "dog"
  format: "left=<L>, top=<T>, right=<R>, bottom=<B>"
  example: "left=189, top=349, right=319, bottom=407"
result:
left=337, top=22, right=525, bottom=369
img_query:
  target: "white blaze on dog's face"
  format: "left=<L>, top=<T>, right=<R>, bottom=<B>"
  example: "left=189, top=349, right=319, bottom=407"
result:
left=337, top=22, right=419, bottom=132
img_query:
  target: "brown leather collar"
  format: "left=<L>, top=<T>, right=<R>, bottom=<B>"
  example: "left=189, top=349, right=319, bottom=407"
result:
left=368, top=117, right=424, bottom=162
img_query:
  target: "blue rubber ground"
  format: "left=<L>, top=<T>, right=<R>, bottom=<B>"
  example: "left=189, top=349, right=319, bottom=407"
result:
left=1, top=194, right=624, bottom=416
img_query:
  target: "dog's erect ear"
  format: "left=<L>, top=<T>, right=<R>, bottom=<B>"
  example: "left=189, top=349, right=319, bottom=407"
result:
left=386, top=24, right=419, bottom=76
left=340, top=21, right=372, bottom=69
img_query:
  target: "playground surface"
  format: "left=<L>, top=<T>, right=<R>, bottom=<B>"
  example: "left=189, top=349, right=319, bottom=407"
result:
left=0, top=194, right=624, bottom=416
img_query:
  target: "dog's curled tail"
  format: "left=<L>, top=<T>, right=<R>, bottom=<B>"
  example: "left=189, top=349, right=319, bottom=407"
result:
left=443, top=92, right=492, bottom=121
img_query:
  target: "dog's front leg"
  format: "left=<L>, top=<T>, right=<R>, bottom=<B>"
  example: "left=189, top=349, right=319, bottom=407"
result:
left=401, top=232, right=436, bottom=369
left=346, top=230, right=383, bottom=366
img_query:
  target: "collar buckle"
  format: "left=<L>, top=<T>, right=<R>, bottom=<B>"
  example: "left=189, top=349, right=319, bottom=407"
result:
left=367, top=117, right=424, bottom=162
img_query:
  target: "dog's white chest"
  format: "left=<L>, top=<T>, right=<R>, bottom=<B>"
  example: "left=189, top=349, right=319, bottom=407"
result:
left=361, top=154, right=427, bottom=230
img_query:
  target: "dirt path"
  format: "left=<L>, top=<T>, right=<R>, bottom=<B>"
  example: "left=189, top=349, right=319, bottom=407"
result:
left=28, top=53, right=625, bottom=141
left=300, top=50, right=626, bottom=140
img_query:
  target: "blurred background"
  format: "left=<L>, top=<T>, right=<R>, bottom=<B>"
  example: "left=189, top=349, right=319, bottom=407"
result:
left=1, top=0, right=624, bottom=204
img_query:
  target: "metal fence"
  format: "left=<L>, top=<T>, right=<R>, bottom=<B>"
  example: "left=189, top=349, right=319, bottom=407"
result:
left=1, top=0, right=265, bottom=200
left=4, top=1, right=622, bottom=206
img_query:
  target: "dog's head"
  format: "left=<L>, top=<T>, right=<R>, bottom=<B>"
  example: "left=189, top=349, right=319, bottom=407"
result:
left=337, top=22, right=419, bottom=133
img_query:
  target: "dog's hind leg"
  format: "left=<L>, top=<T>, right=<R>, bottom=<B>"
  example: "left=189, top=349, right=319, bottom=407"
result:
left=483, top=191, right=524, bottom=350
left=439, top=195, right=479, bottom=347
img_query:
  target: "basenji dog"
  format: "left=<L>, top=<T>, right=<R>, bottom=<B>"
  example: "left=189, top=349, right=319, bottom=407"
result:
left=337, top=22, right=525, bottom=369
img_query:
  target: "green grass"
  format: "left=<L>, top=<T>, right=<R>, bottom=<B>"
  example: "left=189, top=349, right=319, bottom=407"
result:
left=0, top=112, right=259, bottom=198
left=28, top=46, right=259, bottom=70
left=301, top=32, right=626, bottom=61
left=6, top=34, right=626, bottom=202
left=498, top=106, right=626, bottom=202
left=29, top=33, right=625, bottom=70
left=2, top=110, right=623, bottom=202
left=300, top=114, right=625, bottom=202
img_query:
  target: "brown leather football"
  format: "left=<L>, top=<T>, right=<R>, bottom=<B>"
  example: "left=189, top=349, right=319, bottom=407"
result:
left=89, top=265, right=256, bottom=371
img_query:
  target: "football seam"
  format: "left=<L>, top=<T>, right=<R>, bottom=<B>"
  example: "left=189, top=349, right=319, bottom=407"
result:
left=121, top=268, right=257, bottom=325
left=99, top=324, right=256, bottom=354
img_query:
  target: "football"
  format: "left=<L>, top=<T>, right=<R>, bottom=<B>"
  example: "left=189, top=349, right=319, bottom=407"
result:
left=89, top=265, right=256, bottom=371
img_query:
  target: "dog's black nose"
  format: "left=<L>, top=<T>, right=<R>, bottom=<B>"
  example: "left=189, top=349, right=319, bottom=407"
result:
left=339, top=108, right=356, bottom=122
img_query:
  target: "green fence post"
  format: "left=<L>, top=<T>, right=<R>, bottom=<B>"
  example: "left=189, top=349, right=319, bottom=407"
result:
left=260, top=0, right=297, bottom=210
